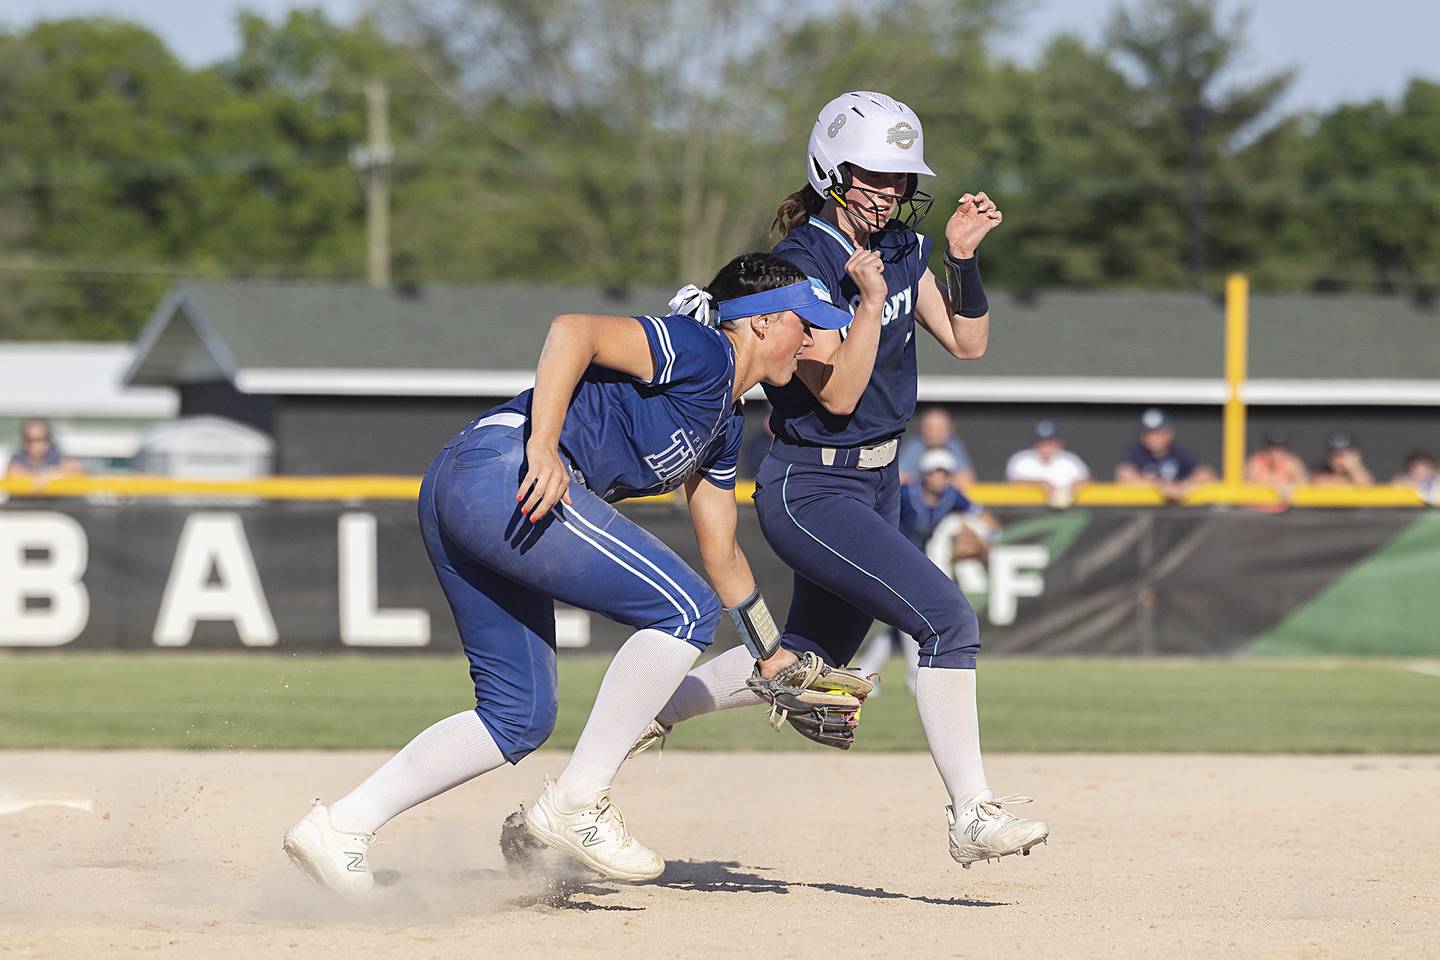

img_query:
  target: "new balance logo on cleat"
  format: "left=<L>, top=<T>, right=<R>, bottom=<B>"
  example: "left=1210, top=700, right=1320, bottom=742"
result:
left=946, top=795, right=1050, bottom=868
left=281, top=800, right=376, bottom=898
left=524, top=778, right=664, bottom=881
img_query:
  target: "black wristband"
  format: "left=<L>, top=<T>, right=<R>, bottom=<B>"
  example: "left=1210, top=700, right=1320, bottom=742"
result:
left=944, top=251, right=988, bottom=318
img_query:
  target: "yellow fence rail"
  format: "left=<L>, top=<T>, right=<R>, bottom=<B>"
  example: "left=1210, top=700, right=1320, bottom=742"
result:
left=0, top=475, right=1431, bottom=508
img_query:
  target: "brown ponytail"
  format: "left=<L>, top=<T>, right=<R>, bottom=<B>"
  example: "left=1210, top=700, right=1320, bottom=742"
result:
left=771, top=184, right=825, bottom=240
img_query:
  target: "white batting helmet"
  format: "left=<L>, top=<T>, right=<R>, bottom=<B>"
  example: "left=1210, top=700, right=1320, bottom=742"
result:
left=806, top=91, right=936, bottom=204
left=919, top=447, right=959, bottom=475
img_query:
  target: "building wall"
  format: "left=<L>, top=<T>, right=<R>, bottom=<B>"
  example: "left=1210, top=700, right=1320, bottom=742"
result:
left=195, top=390, right=1435, bottom=481
left=741, top=402, right=1440, bottom=483
left=1243, top=406, right=1440, bottom=480
left=178, top=381, right=275, bottom=434
left=881, top=403, right=1438, bottom=482
left=273, top=395, right=493, bottom=474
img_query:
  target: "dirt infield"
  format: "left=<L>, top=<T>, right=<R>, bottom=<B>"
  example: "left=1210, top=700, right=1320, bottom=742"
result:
left=3, top=751, right=1438, bottom=960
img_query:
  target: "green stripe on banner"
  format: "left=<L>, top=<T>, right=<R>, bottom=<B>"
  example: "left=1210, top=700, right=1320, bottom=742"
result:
left=1248, top=512, right=1440, bottom=656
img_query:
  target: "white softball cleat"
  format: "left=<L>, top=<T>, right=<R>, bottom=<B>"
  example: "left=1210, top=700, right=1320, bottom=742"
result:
left=946, top=792, right=1050, bottom=868
left=282, top=799, right=376, bottom=897
left=524, top=778, right=664, bottom=882
left=626, top=718, right=671, bottom=760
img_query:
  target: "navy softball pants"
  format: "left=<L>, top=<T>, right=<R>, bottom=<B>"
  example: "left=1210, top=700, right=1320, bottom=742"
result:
left=752, top=454, right=980, bottom=670
left=418, top=414, right=721, bottom=763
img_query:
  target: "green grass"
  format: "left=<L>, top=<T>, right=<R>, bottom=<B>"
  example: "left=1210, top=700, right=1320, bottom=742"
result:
left=2, top=653, right=1438, bottom=752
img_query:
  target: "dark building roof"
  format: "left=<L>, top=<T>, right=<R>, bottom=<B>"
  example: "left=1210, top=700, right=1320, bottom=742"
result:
left=126, top=280, right=1440, bottom=405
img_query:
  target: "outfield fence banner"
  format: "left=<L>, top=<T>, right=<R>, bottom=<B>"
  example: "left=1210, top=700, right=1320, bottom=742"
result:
left=1, top=499, right=1436, bottom=657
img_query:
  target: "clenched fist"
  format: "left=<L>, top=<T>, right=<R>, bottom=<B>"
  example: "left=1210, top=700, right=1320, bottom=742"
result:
left=845, top=248, right=887, bottom=304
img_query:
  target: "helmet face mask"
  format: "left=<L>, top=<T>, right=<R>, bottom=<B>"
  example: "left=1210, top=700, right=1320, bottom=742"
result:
left=840, top=178, right=935, bottom=231
left=806, top=91, right=936, bottom=230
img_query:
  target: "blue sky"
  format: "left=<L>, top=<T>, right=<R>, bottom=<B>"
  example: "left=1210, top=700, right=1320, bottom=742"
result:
left=3, top=0, right=1436, bottom=113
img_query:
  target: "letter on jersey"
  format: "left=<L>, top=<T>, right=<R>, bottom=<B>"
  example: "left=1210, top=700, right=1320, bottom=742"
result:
left=644, top=429, right=698, bottom=486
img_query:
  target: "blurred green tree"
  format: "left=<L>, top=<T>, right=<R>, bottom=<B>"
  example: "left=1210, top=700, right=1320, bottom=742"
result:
left=1, top=1, right=1438, bottom=341
left=1103, top=0, right=1294, bottom=287
left=1289, top=80, right=1440, bottom=294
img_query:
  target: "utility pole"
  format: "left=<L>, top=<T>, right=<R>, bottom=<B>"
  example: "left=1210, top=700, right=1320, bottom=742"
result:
left=351, top=80, right=393, bottom=288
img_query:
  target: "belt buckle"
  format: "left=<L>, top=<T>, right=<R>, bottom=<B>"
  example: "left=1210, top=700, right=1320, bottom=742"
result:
left=857, top=438, right=897, bottom=469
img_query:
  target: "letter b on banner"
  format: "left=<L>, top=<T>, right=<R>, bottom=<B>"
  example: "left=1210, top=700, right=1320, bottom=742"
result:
left=0, top=513, right=90, bottom=646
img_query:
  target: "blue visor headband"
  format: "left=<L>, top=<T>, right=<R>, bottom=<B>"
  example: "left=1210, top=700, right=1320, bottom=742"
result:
left=717, top=278, right=852, bottom=330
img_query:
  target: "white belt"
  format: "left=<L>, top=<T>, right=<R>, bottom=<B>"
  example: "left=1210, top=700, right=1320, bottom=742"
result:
left=820, top=436, right=899, bottom=469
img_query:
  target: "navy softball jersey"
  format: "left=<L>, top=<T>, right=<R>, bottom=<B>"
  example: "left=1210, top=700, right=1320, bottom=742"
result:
left=766, top=215, right=931, bottom=447
left=486, top=315, right=744, bottom=499
left=758, top=215, right=980, bottom=671
left=421, top=314, right=738, bottom=762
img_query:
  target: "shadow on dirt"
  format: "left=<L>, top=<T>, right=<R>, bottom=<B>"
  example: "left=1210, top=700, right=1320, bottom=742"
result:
left=655, top=860, right=1008, bottom=908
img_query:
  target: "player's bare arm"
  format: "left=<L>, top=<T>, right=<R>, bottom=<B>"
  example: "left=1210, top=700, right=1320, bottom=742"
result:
left=792, top=248, right=888, bottom=415
left=521, top=313, right=654, bottom=521
left=916, top=191, right=1002, bottom=359
left=684, top=473, right=796, bottom=679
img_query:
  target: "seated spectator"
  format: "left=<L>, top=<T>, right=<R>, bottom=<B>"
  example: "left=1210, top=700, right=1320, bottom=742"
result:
left=1311, top=431, right=1374, bottom=487
left=1393, top=450, right=1438, bottom=505
left=1115, top=407, right=1215, bottom=502
left=1005, top=420, right=1090, bottom=508
left=907, top=448, right=1000, bottom=561
left=1246, top=429, right=1308, bottom=502
left=898, top=405, right=975, bottom=488
left=853, top=447, right=999, bottom=694
left=5, top=418, right=81, bottom=480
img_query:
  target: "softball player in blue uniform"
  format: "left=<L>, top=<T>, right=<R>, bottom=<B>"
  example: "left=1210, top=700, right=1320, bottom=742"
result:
left=853, top=447, right=1000, bottom=693
left=637, top=92, right=1048, bottom=868
left=282, top=252, right=854, bottom=895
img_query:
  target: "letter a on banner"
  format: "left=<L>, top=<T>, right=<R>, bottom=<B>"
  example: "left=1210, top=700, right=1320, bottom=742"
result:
left=0, top=513, right=90, bottom=646
left=338, top=513, right=429, bottom=646
left=153, top=513, right=278, bottom=646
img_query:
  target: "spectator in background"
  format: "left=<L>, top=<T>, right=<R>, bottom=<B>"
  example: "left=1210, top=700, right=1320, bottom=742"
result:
left=1246, top=429, right=1308, bottom=503
left=1115, top=407, right=1215, bottom=502
left=5, top=418, right=81, bottom=480
left=898, top=405, right=975, bottom=488
left=1005, top=420, right=1089, bottom=508
left=1311, top=431, right=1374, bottom=487
left=851, top=446, right=999, bottom=695
left=1393, top=450, right=1438, bottom=505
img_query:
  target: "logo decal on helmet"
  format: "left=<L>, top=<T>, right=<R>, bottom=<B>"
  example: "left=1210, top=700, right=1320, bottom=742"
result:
left=886, top=122, right=918, bottom=149
left=827, top=114, right=846, bottom=138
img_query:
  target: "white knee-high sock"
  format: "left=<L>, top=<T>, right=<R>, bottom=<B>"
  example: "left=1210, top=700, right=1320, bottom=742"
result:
left=901, top=633, right=921, bottom=694
left=328, top=709, right=506, bottom=834
left=914, top=666, right=990, bottom=810
left=655, top=644, right=762, bottom=728
left=553, top=628, right=701, bottom=811
left=851, top=629, right=896, bottom=681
